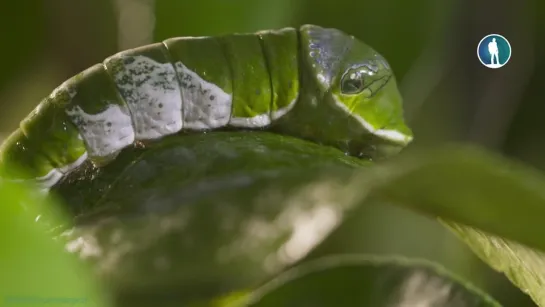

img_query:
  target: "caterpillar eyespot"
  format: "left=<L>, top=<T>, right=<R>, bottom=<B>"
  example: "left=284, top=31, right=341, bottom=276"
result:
left=0, top=25, right=414, bottom=191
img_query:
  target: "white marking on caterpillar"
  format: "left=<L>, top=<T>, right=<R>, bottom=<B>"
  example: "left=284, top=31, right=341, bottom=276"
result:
left=271, top=95, right=299, bottom=121
left=58, top=151, right=88, bottom=173
left=66, top=105, right=135, bottom=158
left=175, top=62, right=232, bottom=130
left=36, top=168, right=64, bottom=189
left=373, top=129, right=413, bottom=144
left=229, top=114, right=271, bottom=128
left=333, top=95, right=412, bottom=145
left=110, top=56, right=183, bottom=139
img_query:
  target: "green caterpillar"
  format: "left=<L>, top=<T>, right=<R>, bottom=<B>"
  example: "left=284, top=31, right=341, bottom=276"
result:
left=0, top=25, right=413, bottom=191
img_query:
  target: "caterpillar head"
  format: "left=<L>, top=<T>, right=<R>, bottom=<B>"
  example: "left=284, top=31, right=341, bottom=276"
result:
left=300, top=25, right=413, bottom=160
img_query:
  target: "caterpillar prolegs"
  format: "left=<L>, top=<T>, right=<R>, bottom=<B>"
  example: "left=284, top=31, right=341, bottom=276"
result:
left=0, top=25, right=414, bottom=191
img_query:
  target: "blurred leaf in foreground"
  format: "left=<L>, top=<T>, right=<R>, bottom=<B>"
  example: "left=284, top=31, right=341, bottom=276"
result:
left=243, top=255, right=500, bottom=307
left=0, top=179, right=112, bottom=307
left=370, top=145, right=545, bottom=254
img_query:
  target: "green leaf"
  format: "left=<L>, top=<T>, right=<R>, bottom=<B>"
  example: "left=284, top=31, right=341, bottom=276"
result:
left=445, top=222, right=545, bottom=307
left=364, top=144, right=545, bottom=253
left=0, top=179, right=112, bottom=307
left=242, top=255, right=501, bottom=306
left=49, top=132, right=545, bottom=305
left=341, top=144, right=545, bottom=306
left=53, top=131, right=369, bottom=305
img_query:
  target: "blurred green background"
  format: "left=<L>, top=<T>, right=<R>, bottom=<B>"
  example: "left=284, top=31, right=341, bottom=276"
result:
left=0, top=0, right=543, bottom=306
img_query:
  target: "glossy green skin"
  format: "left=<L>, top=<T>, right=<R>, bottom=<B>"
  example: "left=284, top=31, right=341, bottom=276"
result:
left=0, top=25, right=412, bottom=189
left=272, top=26, right=412, bottom=158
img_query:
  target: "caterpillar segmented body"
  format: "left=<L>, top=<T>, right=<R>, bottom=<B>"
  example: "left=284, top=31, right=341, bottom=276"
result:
left=0, top=25, right=413, bottom=191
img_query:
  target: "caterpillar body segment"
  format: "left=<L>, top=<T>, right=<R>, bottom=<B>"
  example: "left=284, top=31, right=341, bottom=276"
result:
left=104, top=43, right=184, bottom=141
left=220, top=32, right=273, bottom=127
left=0, top=130, right=61, bottom=187
left=20, top=89, right=88, bottom=171
left=0, top=25, right=414, bottom=191
left=63, top=64, right=135, bottom=162
left=163, top=36, right=234, bottom=130
left=257, top=28, right=300, bottom=121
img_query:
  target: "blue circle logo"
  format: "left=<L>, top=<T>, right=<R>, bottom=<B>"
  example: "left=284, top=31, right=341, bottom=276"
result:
left=477, top=34, right=511, bottom=69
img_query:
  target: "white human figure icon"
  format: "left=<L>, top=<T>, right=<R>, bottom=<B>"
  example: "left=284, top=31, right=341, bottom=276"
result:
left=488, top=38, right=499, bottom=65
